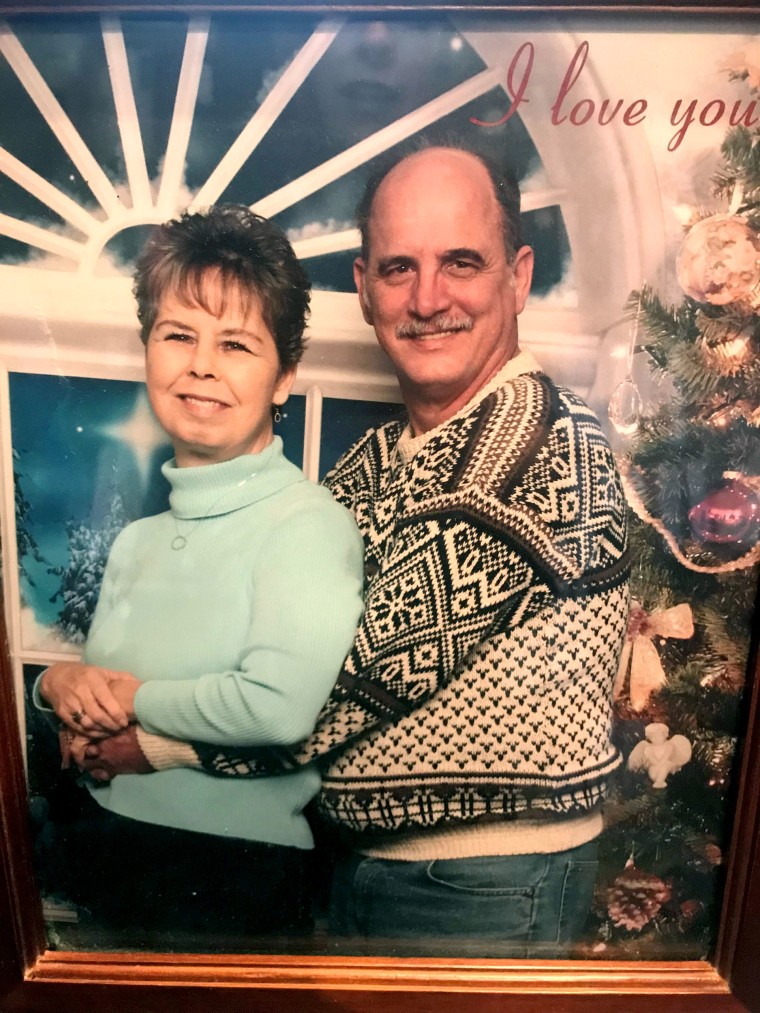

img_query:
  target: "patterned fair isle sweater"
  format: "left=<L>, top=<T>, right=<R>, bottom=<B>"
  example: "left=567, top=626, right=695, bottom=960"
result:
left=143, top=354, right=630, bottom=854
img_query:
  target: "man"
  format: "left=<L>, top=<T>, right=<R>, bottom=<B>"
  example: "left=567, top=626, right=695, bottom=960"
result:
left=72, top=146, right=630, bottom=949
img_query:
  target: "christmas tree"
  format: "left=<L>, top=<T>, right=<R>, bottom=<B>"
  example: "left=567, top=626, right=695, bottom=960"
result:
left=48, top=492, right=128, bottom=644
left=12, top=450, right=46, bottom=596
left=589, top=59, right=760, bottom=957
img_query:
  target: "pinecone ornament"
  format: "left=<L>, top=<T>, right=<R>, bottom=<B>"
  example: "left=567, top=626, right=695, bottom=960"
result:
left=607, top=859, right=671, bottom=931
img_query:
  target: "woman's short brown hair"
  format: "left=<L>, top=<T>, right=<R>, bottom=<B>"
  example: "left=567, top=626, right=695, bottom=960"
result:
left=133, top=205, right=310, bottom=370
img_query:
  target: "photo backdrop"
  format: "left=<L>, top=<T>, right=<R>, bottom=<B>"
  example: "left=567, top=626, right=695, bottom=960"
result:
left=0, top=9, right=758, bottom=959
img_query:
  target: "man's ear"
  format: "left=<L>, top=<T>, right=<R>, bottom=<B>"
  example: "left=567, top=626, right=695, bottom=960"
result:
left=512, top=245, right=534, bottom=316
left=353, top=257, right=374, bottom=325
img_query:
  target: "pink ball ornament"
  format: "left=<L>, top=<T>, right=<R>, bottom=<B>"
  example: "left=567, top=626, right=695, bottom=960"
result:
left=676, top=214, right=760, bottom=306
left=688, top=476, right=760, bottom=545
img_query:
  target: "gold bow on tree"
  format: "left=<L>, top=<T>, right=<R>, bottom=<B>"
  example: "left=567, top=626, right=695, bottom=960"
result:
left=613, top=601, right=695, bottom=711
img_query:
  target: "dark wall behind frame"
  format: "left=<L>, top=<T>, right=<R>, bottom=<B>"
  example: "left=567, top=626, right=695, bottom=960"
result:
left=1, top=1, right=760, bottom=1009
left=2, top=1, right=760, bottom=9
left=4, top=1, right=760, bottom=11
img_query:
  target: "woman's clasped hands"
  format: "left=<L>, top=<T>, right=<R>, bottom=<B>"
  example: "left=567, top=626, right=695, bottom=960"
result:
left=42, top=662, right=148, bottom=781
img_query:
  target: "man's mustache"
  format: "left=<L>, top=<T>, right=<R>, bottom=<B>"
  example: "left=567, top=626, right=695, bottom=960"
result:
left=396, top=316, right=474, bottom=339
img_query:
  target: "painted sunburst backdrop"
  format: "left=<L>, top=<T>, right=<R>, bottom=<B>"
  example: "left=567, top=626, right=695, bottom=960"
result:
left=0, top=15, right=577, bottom=268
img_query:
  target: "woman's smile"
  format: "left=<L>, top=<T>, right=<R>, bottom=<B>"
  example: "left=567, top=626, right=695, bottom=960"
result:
left=177, top=393, right=233, bottom=416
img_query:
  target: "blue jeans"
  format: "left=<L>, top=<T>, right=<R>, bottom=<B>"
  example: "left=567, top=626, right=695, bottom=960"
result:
left=329, top=839, right=599, bottom=956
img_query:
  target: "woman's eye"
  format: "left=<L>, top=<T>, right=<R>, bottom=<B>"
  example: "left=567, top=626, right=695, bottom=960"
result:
left=166, top=331, right=191, bottom=342
left=222, top=340, right=251, bottom=353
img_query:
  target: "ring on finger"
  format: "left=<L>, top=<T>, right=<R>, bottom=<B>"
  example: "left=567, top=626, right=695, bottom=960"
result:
left=72, top=709, right=84, bottom=724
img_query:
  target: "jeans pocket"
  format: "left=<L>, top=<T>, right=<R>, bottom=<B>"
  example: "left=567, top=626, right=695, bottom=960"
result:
left=557, top=859, right=599, bottom=943
left=423, top=857, right=537, bottom=940
left=425, top=857, right=538, bottom=898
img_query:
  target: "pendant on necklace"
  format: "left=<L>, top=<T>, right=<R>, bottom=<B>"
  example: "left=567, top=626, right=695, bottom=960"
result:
left=171, top=535, right=188, bottom=551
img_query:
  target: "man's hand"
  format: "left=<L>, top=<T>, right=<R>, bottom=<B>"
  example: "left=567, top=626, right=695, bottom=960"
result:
left=40, top=661, right=141, bottom=736
left=69, top=725, right=155, bottom=781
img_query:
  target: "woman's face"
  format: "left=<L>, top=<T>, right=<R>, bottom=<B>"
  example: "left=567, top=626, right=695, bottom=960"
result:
left=145, top=274, right=295, bottom=467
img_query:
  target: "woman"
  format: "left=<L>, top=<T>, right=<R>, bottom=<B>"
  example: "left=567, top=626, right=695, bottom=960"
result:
left=36, top=206, right=364, bottom=941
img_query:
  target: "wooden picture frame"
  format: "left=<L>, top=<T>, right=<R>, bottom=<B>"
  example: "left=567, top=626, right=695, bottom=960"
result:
left=1, top=2, right=759, bottom=1010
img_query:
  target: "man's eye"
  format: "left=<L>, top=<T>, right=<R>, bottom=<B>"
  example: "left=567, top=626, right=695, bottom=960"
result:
left=379, top=263, right=414, bottom=283
left=449, top=260, right=477, bottom=273
left=380, top=262, right=412, bottom=277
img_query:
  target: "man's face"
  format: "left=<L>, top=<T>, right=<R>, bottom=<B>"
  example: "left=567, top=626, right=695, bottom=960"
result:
left=354, top=148, right=533, bottom=429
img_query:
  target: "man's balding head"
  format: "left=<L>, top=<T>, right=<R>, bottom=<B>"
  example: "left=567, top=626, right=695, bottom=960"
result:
left=356, top=145, right=524, bottom=263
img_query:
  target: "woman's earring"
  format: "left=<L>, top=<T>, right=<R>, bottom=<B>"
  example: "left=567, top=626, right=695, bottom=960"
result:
left=272, top=406, right=282, bottom=424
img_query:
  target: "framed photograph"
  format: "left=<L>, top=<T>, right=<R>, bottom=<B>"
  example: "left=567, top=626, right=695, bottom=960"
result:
left=1, top=1, right=759, bottom=1009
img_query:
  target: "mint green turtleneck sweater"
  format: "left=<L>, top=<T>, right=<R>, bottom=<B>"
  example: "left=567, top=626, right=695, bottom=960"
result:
left=81, top=438, right=364, bottom=849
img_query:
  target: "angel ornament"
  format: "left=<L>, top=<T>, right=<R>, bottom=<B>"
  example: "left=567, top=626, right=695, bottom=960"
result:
left=628, top=722, right=693, bottom=789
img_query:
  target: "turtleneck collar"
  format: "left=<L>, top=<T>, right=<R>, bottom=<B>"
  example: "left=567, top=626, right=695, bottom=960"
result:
left=162, top=436, right=300, bottom=519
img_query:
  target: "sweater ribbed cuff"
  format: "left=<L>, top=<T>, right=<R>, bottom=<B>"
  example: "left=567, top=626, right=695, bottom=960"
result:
left=135, top=727, right=201, bottom=772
